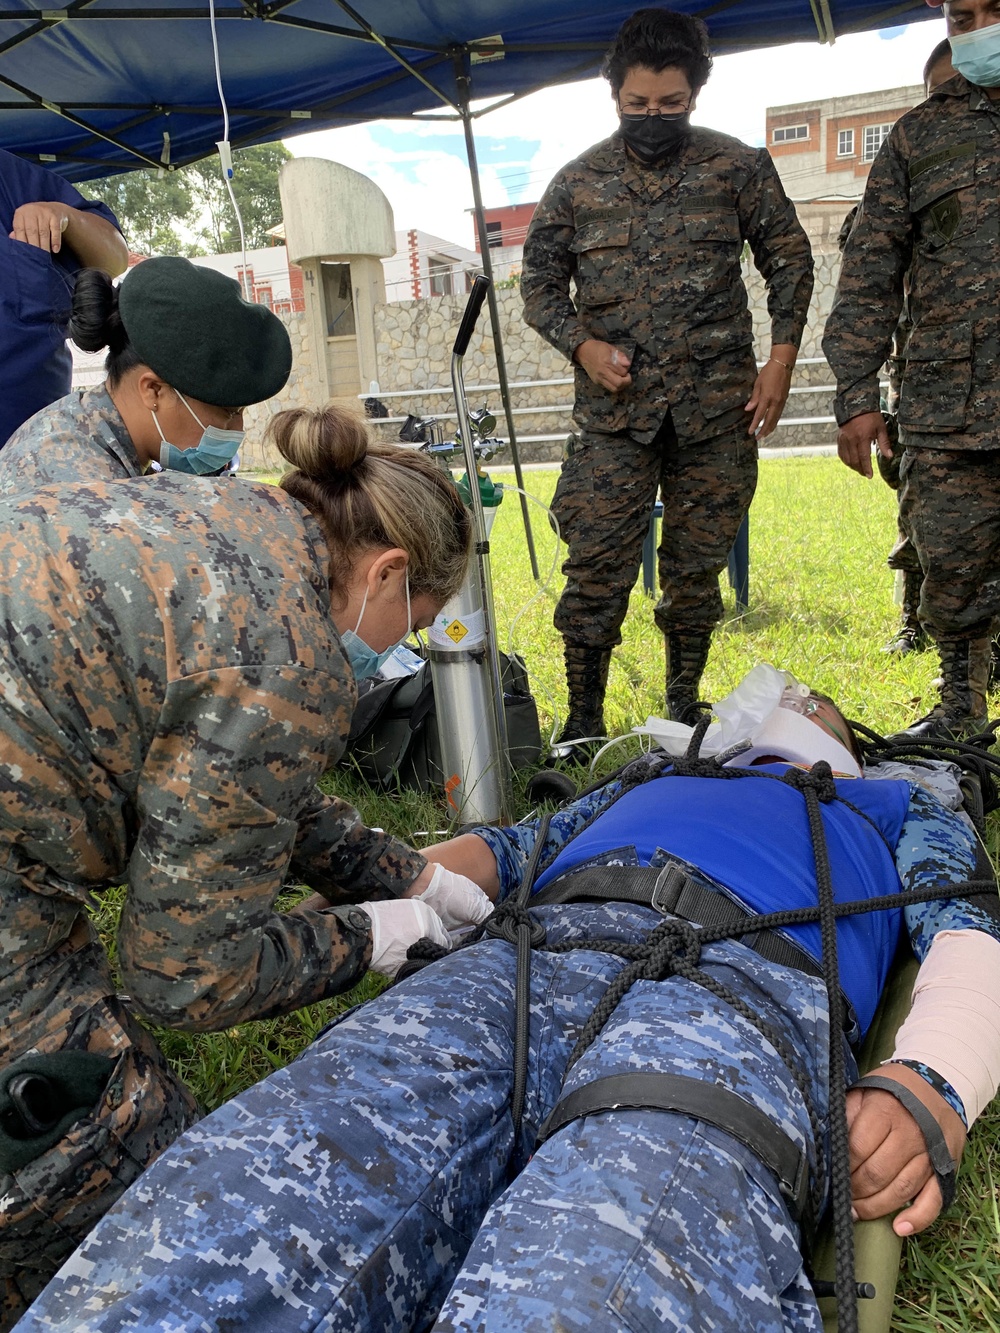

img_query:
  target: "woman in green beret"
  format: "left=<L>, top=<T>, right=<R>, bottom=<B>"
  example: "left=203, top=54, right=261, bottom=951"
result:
left=0, top=255, right=292, bottom=495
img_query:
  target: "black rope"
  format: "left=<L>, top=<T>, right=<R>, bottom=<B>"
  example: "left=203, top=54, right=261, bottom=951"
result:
left=498, top=728, right=996, bottom=1333
left=484, top=814, right=551, bottom=1176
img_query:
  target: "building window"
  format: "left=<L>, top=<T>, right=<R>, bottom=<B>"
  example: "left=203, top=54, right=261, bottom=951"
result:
left=862, top=123, right=892, bottom=162
left=772, top=124, right=809, bottom=143
left=485, top=219, right=503, bottom=249
left=321, top=262, right=356, bottom=337
left=837, top=128, right=854, bottom=157
left=428, top=259, right=454, bottom=297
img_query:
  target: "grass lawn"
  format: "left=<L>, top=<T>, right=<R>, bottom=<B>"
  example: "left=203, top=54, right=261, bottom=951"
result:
left=96, top=454, right=1000, bottom=1331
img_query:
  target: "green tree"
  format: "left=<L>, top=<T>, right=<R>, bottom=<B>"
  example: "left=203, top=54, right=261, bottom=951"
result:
left=83, top=168, right=194, bottom=256
left=84, top=142, right=291, bottom=257
left=185, top=142, right=291, bottom=252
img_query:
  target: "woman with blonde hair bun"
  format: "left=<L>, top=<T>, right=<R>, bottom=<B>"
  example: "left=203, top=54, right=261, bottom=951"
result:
left=0, top=401, right=480, bottom=1321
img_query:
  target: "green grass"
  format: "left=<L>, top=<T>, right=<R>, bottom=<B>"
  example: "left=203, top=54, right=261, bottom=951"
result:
left=97, top=455, right=997, bottom=1330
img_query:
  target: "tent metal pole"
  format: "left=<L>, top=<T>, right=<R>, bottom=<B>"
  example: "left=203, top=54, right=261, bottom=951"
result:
left=455, top=67, right=540, bottom=580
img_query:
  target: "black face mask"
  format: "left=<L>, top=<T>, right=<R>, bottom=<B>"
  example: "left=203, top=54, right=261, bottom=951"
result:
left=618, top=112, right=690, bottom=165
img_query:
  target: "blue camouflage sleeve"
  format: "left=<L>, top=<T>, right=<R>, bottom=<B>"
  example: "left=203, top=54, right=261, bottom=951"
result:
left=471, top=778, right=627, bottom=901
left=896, top=782, right=1000, bottom=961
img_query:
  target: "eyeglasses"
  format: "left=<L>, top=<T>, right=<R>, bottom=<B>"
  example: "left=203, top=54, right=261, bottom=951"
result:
left=618, top=104, right=691, bottom=119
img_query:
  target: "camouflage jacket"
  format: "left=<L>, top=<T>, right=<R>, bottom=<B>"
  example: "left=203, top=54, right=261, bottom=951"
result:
left=0, top=384, right=143, bottom=496
left=521, top=129, right=814, bottom=443
left=0, top=475, right=426, bottom=1032
left=825, top=75, right=1000, bottom=449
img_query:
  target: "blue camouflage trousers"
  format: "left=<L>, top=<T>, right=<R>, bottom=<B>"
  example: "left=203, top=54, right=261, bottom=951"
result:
left=20, top=904, right=840, bottom=1333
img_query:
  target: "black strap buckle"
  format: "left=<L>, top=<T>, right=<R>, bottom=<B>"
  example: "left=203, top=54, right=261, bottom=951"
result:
left=649, top=863, right=689, bottom=915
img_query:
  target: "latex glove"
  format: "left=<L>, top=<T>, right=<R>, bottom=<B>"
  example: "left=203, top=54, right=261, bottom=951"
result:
left=357, top=899, right=450, bottom=978
left=417, top=863, right=494, bottom=932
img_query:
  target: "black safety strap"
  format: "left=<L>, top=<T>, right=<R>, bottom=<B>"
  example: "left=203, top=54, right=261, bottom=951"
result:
left=533, top=863, right=826, bottom=983
left=537, top=1071, right=811, bottom=1230
left=850, top=1073, right=957, bottom=1211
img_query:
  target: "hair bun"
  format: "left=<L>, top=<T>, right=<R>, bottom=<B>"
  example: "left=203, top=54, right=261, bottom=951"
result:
left=267, top=405, right=370, bottom=479
left=69, top=268, right=123, bottom=353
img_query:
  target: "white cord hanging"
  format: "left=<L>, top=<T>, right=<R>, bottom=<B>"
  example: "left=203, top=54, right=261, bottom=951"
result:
left=208, top=0, right=250, bottom=299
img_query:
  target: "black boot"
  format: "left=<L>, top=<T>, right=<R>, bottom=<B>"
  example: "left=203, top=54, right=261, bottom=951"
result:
left=554, top=642, right=611, bottom=756
left=893, top=636, right=990, bottom=741
left=882, top=569, right=927, bottom=655
left=665, top=630, right=713, bottom=722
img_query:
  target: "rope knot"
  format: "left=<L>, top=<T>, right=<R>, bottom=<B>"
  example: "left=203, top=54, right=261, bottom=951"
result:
left=484, top=900, right=547, bottom=948
left=643, top=916, right=701, bottom=981
left=782, top=760, right=838, bottom=803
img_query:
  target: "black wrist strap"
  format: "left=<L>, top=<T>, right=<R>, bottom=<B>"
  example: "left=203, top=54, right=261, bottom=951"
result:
left=851, top=1073, right=957, bottom=1211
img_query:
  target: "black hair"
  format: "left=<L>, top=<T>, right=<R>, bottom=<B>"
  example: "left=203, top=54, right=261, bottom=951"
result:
left=810, top=691, right=866, bottom=768
left=68, top=268, right=142, bottom=388
left=602, top=8, right=713, bottom=96
left=923, top=38, right=954, bottom=90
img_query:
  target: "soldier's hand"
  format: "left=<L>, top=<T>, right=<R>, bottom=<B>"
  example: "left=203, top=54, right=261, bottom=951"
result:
left=357, top=899, right=451, bottom=978
left=574, top=339, right=632, bottom=393
left=10, top=201, right=71, bottom=253
left=845, top=1064, right=966, bottom=1236
left=837, top=411, right=891, bottom=479
left=745, top=357, right=793, bottom=440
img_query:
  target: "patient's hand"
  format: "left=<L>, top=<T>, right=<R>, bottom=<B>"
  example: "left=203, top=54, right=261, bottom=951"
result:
left=845, top=1063, right=966, bottom=1236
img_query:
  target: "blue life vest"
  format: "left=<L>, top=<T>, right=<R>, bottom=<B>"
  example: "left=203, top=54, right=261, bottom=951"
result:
left=533, top=767, right=913, bottom=1035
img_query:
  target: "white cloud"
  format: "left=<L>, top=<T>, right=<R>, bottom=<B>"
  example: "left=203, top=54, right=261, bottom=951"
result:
left=284, top=19, right=947, bottom=247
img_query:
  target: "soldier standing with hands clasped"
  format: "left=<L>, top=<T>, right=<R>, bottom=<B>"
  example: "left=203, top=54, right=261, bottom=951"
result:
left=824, top=0, right=1000, bottom=738
left=521, top=8, right=813, bottom=749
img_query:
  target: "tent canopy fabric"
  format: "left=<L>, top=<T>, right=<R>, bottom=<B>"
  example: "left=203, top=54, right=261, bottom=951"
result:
left=0, top=0, right=935, bottom=182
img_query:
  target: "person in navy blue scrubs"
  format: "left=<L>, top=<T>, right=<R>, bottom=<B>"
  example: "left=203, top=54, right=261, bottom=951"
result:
left=0, top=149, right=127, bottom=447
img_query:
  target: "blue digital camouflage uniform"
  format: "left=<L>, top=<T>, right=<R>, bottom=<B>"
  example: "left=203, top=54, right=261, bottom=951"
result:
left=0, top=384, right=142, bottom=496
left=16, top=770, right=996, bottom=1333
left=0, top=474, right=425, bottom=1326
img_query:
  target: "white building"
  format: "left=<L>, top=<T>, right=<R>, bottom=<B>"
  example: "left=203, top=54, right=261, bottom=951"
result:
left=382, top=229, right=482, bottom=301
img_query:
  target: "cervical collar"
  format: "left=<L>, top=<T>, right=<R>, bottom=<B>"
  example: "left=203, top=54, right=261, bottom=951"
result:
left=725, top=703, right=862, bottom=778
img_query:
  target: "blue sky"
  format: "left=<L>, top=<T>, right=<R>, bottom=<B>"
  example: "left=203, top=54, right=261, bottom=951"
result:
left=288, top=17, right=946, bottom=249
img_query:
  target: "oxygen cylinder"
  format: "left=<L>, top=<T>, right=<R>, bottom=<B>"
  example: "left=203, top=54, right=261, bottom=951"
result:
left=427, top=505, right=506, bottom=824
left=427, top=276, right=512, bottom=825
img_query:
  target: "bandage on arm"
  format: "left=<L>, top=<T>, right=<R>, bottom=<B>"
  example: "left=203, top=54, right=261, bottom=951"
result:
left=888, top=930, right=1000, bottom=1128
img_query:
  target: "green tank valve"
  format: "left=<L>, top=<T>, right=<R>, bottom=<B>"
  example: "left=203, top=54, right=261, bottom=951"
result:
left=457, top=471, right=504, bottom=510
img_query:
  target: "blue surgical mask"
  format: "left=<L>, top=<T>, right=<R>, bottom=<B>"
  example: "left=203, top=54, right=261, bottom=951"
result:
left=153, top=392, right=244, bottom=475
left=950, top=25, right=1000, bottom=88
left=340, top=574, right=413, bottom=681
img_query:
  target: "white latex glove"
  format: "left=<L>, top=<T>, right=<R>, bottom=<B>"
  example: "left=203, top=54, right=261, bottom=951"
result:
left=357, top=899, right=451, bottom=978
left=417, top=863, right=494, bottom=932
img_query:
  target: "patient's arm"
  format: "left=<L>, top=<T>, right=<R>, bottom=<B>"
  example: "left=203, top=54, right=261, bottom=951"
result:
left=845, top=1063, right=967, bottom=1235
left=420, top=834, right=501, bottom=900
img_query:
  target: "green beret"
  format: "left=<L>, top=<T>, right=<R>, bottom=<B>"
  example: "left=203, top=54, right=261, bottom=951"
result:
left=118, top=256, right=292, bottom=406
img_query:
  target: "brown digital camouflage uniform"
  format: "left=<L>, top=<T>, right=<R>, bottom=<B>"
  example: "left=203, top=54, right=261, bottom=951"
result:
left=522, top=128, right=813, bottom=643
left=0, top=384, right=142, bottom=496
left=0, top=473, right=425, bottom=1324
left=824, top=74, right=1000, bottom=640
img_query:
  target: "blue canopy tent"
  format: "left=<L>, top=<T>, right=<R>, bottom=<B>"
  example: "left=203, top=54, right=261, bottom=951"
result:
left=0, top=0, right=938, bottom=571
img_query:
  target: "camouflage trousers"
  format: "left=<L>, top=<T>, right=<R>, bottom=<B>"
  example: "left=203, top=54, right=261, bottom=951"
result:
left=898, top=446, right=1000, bottom=639
left=551, top=415, right=758, bottom=648
left=877, top=419, right=920, bottom=574
left=20, top=903, right=837, bottom=1333
left=0, top=853, right=199, bottom=1330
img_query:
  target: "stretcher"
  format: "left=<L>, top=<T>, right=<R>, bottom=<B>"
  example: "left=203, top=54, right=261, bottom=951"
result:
left=815, top=954, right=920, bottom=1333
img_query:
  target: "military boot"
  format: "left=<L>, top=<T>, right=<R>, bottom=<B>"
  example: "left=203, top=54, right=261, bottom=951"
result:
left=893, top=636, right=990, bottom=741
left=665, top=630, right=713, bottom=723
left=554, top=642, right=612, bottom=754
left=882, top=569, right=927, bottom=655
